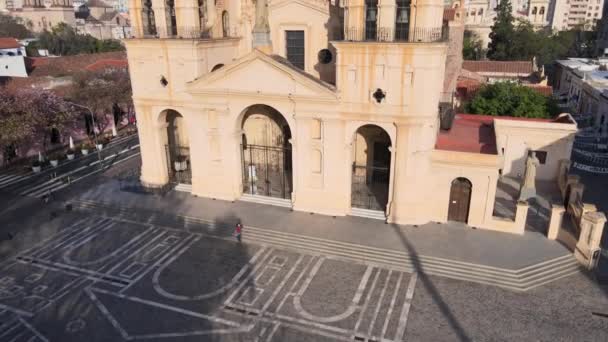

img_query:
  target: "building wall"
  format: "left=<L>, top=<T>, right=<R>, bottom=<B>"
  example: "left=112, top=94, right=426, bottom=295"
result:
left=12, top=7, right=77, bottom=32
left=0, top=55, right=28, bottom=77
left=494, top=118, right=577, bottom=180
left=126, top=0, right=575, bottom=234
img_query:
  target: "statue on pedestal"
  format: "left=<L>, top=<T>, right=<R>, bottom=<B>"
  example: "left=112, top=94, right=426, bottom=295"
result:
left=518, top=151, right=540, bottom=201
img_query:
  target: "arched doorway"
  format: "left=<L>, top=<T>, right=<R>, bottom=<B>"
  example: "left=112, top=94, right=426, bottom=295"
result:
left=351, top=125, right=391, bottom=211
left=448, top=178, right=472, bottom=223
left=240, top=105, right=292, bottom=199
left=163, top=110, right=192, bottom=185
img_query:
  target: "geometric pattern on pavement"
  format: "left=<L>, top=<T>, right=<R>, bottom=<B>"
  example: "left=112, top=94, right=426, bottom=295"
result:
left=0, top=216, right=417, bottom=341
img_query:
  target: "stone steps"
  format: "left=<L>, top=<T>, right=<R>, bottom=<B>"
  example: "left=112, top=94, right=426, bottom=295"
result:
left=239, top=194, right=292, bottom=208
left=69, top=199, right=581, bottom=292
left=350, top=207, right=386, bottom=221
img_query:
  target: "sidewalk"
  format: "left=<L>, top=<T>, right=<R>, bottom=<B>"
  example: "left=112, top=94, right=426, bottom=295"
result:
left=74, top=179, right=572, bottom=271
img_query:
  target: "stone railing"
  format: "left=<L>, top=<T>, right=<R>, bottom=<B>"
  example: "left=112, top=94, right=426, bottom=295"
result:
left=129, top=26, right=241, bottom=40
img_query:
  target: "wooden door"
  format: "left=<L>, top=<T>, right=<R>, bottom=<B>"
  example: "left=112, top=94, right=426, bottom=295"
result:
left=448, top=178, right=472, bottom=223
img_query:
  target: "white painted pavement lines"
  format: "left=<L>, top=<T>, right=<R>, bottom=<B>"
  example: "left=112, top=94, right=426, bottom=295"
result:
left=26, top=152, right=141, bottom=198
left=0, top=174, right=27, bottom=187
left=394, top=272, right=418, bottom=341
left=87, top=287, right=253, bottom=340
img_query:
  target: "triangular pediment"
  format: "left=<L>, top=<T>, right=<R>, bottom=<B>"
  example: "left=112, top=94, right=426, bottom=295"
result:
left=270, top=0, right=329, bottom=14
left=187, top=50, right=338, bottom=101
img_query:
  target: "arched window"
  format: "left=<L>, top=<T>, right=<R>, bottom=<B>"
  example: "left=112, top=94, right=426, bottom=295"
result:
left=166, top=0, right=177, bottom=36
left=222, top=10, right=229, bottom=37
left=532, top=7, right=537, bottom=15
left=395, top=0, right=410, bottom=41
left=141, top=0, right=157, bottom=36
left=539, top=7, right=545, bottom=15
left=478, top=8, right=483, bottom=16
left=365, top=0, right=378, bottom=40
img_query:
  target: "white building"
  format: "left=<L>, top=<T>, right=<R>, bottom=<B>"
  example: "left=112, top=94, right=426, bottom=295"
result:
left=0, top=38, right=28, bottom=77
left=552, top=0, right=604, bottom=30
left=463, top=0, right=604, bottom=47
left=464, top=0, right=553, bottom=47
left=554, top=58, right=608, bottom=132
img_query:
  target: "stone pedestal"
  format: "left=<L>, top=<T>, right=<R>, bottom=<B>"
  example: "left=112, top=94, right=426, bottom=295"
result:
left=575, top=211, right=607, bottom=269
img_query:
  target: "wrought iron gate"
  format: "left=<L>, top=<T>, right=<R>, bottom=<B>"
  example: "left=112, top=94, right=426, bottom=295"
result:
left=351, top=164, right=389, bottom=211
left=165, top=145, right=192, bottom=185
left=241, top=144, right=292, bottom=199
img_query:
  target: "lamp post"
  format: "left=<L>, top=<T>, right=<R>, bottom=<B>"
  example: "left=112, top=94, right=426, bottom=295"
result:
left=68, top=102, right=102, bottom=168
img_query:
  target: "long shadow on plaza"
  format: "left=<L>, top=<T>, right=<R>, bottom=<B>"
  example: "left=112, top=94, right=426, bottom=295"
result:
left=2, top=204, right=262, bottom=341
left=389, top=223, right=471, bottom=341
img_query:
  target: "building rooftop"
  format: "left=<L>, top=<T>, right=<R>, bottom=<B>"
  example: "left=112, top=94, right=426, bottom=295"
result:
left=436, top=114, right=498, bottom=155
left=435, top=114, right=564, bottom=155
left=462, top=60, right=534, bottom=75
left=26, top=51, right=126, bottom=77
left=0, top=38, right=21, bottom=49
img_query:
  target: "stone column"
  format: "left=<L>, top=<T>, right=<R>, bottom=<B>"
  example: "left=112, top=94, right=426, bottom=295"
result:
left=547, top=204, right=566, bottom=240
left=344, top=0, right=366, bottom=41
left=139, top=115, right=170, bottom=188
left=152, top=0, right=170, bottom=38
left=387, top=123, right=414, bottom=224
left=575, top=211, right=607, bottom=269
left=252, top=0, right=272, bottom=52
left=129, top=0, right=145, bottom=37
left=175, top=0, right=200, bottom=37
left=378, top=0, right=396, bottom=41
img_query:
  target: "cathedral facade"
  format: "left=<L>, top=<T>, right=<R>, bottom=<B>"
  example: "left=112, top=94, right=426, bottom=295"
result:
left=125, top=0, right=577, bottom=233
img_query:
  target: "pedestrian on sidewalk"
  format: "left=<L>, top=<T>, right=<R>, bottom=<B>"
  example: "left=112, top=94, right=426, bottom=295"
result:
left=234, top=223, right=243, bottom=243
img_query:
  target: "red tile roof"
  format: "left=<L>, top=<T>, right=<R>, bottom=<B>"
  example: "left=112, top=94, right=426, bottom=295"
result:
left=0, top=38, right=21, bottom=49
left=435, top=114, right=561, bottom=155
left=436, top=114, right=498, bottom=155
left=85, top=59, right=128, bottom=71
left=26, top=51, right=126, bottom=77
left=462, top=60, right=534, bottom=75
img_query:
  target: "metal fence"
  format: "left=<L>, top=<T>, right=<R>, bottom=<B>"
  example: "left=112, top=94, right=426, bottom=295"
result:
left=129, top=26, right=241, bottom=40
left=351, top=165, right=389, bottom=211
left=241, top=144, right=292, bottom=199
left=165, top=145, right=192, bottom=185
left=343, top=26, right=448, bottom=43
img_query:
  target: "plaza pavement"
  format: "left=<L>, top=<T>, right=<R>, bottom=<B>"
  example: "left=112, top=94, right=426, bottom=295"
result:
left=73, top=178, right=570, bottom=270
left=0, top=168, right=607, bottom=341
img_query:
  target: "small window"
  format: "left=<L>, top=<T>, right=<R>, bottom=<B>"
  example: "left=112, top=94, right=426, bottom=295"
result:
left=286, top=30, right=305, bottom=70
left=534, top=150, right=548, bottom=164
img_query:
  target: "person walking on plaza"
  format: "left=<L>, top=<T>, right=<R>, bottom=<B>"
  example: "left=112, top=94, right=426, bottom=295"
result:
left=234, top=223, right=243, bottom=242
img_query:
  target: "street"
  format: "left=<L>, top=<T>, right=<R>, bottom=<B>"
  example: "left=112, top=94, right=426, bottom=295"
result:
left=0, top=139, right=606, bottom=341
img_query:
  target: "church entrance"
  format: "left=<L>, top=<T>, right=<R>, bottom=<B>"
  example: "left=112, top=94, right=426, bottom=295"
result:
left=351, top=125, right=391, bottom=212
left=448, top=178, right=472, bottom=223
left=240, top=105, right=293, bottom=200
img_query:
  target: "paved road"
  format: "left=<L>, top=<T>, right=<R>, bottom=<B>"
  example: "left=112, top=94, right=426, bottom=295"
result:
left=0, top=134, right=140, bottom=199
left=0, top=195, right=605, bottom=341
left=0, top=132, right=605, bottom=341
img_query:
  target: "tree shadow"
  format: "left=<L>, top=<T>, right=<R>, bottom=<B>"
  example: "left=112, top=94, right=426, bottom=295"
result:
left=389, top=222, right=471, bottom=341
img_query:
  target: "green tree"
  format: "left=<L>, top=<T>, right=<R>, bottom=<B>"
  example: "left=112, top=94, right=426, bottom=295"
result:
left=487, top=0, right=515, bottom=60
left=32, top=23, right=124, bottom=56
left=463, top=30, right=485, bottom=60
left=0, top=13, right=33, bottom=39
left=465, top=82, right=557, bottom=119
left=69, top=68, right=133, bottom=132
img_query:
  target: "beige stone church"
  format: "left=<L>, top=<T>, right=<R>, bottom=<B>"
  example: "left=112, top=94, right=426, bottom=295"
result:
left=125, top=0, right=577, bottom=234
